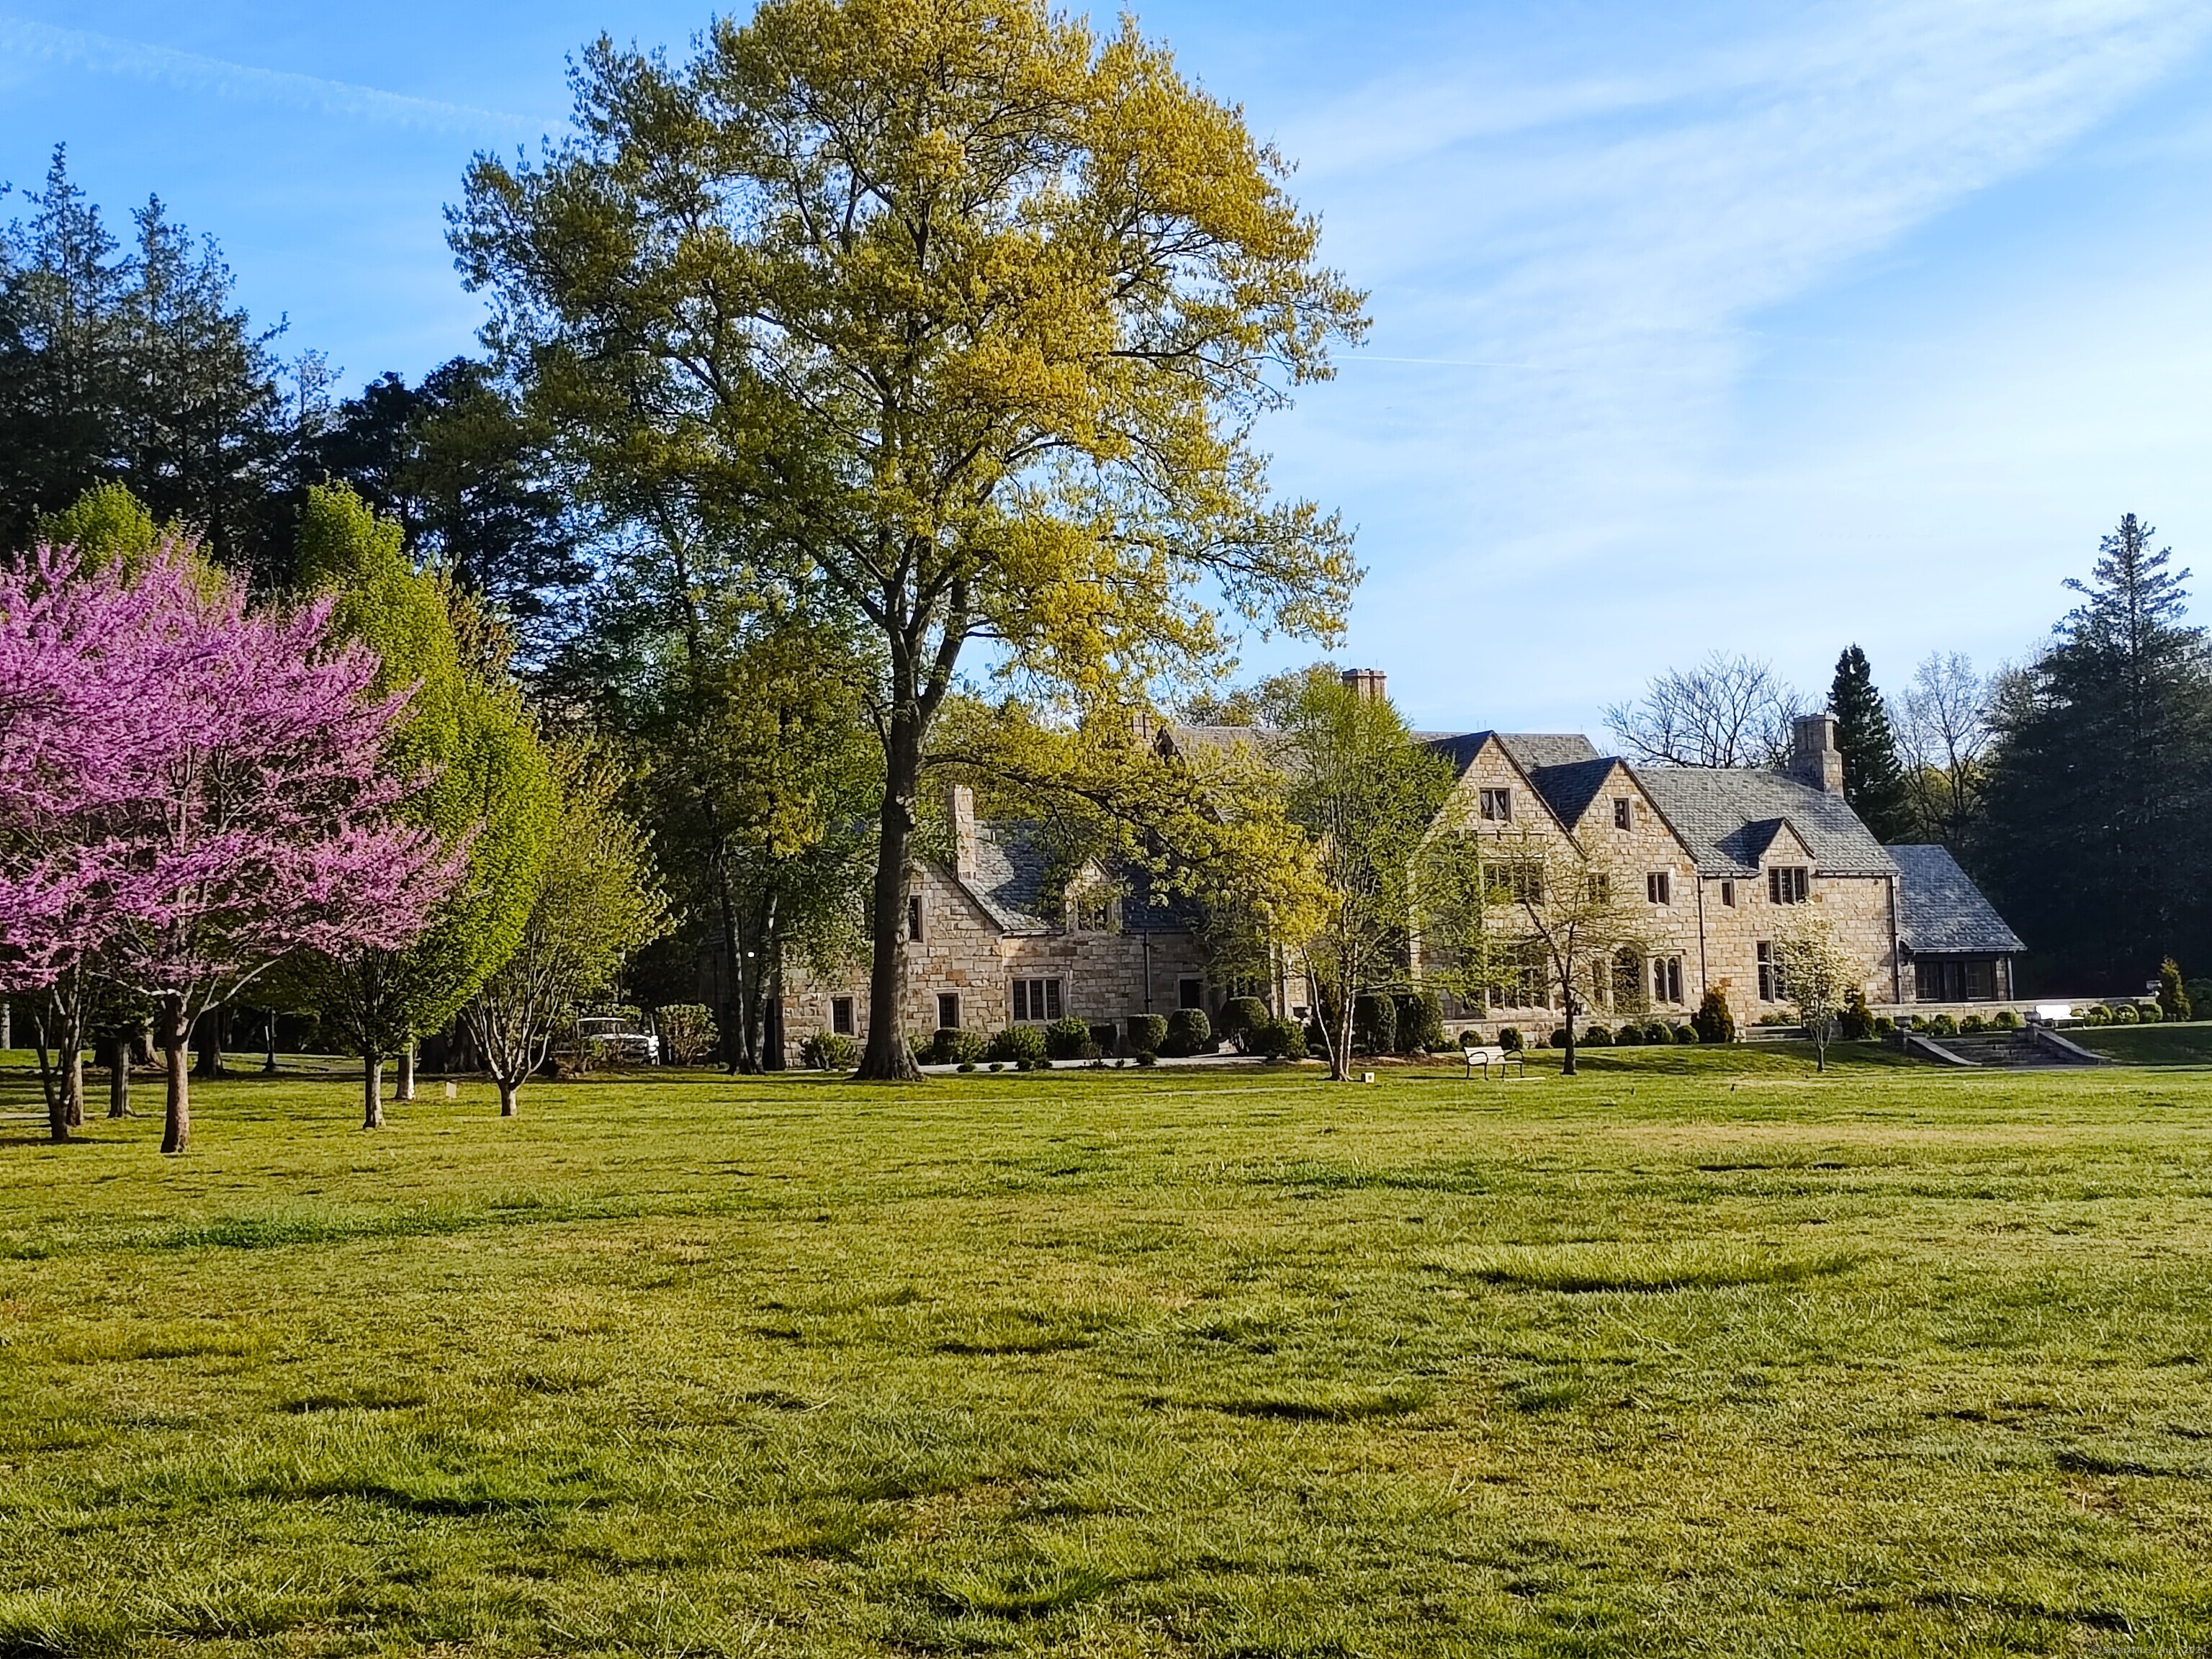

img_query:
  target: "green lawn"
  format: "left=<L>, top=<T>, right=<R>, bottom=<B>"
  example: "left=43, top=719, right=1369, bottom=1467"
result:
left=3, top=1049, right=2210, bottom=1656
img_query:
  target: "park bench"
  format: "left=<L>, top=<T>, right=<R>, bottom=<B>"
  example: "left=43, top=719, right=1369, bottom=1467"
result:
left=1461, top=1044, right=1526, bottom=1080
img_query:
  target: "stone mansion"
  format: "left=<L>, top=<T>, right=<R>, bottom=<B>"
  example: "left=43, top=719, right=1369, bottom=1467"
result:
left=767, top=671, right=2023, bottom=1054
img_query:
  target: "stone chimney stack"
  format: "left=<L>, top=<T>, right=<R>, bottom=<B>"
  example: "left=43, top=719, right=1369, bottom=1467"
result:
left=1341, top=667, right=1388, bottom=702
left=946, top=783, right=978, bottom=881
left=1791, top=712, right=1845, bottom=796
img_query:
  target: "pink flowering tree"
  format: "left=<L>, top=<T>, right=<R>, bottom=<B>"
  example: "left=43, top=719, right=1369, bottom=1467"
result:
left=0, top=546, right=462, bottom=1152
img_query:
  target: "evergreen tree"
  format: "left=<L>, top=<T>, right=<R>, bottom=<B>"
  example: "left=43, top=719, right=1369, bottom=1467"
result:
left=1828, top=645, right=1914, bottom=842
left=0, top=148, right=288, bottom=570
left=1978, top=516, right=2212, bottom=988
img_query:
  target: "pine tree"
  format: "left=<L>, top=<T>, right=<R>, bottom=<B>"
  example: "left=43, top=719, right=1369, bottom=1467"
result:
left=1978, top=516, right=2212, bottom=988
left=1828, top=646, right=1914, bottom=842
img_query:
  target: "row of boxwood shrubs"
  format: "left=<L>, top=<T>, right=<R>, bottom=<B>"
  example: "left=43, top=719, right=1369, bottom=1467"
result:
left=796, top=999, right=1331, bottom=1072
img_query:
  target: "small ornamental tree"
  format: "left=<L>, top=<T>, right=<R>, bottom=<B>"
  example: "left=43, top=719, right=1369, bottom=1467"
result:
left=0, top=544, right=459, bottom=1152
left=1774, top=915, right=1856, bottom=1074
left=462, top=748, right=669, bottom=1116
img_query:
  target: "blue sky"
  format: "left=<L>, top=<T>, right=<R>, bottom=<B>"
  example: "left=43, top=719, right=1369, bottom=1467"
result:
left=5, top=1, right=2211, bottom=730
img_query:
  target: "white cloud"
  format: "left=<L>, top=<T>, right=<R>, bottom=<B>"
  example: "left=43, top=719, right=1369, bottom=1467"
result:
left=0, top=14, right=541, bottom=138
left=1255, top=0, right=2212, bottom=725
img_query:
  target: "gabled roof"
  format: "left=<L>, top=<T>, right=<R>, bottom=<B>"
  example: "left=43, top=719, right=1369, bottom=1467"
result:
left=1524, top=758, right=1619, bottom=828
left=1633, top=767, right=1896, bottom=877
left=1739, top=817, right=1814, bottom=864
left=961, top=822, right=1200, bottom=938
left=1421, top=730, right=1601, bottom=778
left=1890, top=844, right=2025, bottom=954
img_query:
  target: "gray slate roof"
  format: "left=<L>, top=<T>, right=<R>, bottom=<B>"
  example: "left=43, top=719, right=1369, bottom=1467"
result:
left=1633, top=767, right=1897, bottom=877
left=1421, top=730, right=1601, bottom=777
left=1526, top=759, right=1619, bottom=827
left=963, top=822, right=1199, bottom=936
left=1890, top=844, right=2025, bottom=954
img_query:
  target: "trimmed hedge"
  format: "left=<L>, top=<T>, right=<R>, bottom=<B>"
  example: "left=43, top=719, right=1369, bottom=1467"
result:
left=986, top=1025, right=1048, bottom=1067
left=799, top=1031, right=856, bottom=1071
left=1391, top=989, right=1444, bottom=1054
left=1043, top=1015, right=1096, bottom=1061
left=1163, top=1007, right=1214, bottom=1058
left=1351, top=994, right=1395, bottom=1057
left=1251, top=1016, right=1307, bottom=1060
left=1219, top=997, right=1269, bottom=1052
left=1692, top=989, right=1735, bottom=1046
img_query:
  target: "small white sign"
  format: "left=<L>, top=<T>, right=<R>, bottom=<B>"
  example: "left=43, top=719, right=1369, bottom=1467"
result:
left=444, top=1081, right=458, bottom=1100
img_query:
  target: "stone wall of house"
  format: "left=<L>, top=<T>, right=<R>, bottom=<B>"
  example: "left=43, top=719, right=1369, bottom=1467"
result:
left=775, top=860, right=1210, bottom=1056
left=1694, top=864, right=1899, bottom=1028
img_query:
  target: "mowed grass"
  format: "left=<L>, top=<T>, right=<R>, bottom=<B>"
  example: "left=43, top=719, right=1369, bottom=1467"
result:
left=1, top=1048, right=2210, bottom=1657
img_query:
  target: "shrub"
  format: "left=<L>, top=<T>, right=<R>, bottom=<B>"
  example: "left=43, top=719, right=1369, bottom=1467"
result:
left=2188, top=979, right=2212, bottom=1021
left=799, top=1030, right=857, bottom=1071
left=958, top=1060, right=976, bottom=1073
left=2135, top=1002, right=2161, bottom=1024
left=1496, top=1026, right=1524, bottom=1052
left=1219, top=997, right=1269, bottom=1053
left=1959, top=1014, right=1987, bottom=1034
left=1642, top=1020, right=1671, bottom=1045
left=922, top=1028, right=986, bottom=1065
left=1351, top=994, right=1395, bottom=1056
left=1044, top=1015, right=1094, bottom=1061
left=1089, top=1022, right=1119, bottom=1056
left=1614, top=1021, right=1643, bottom=1046
left=2112, top=1002, right=2139, bottom=1025
left=655, top=1004, right=719, bottom=1065
left=1990, top=1009, right=2020, bottom=1030
left=2158, top=958, right=2190, bottom=1022
left=1135, top=1049, right=1158, bottom=1067
left=1548, top=1026, right=1570, bottom=1048
left=1671, top=1023, right=1698, bottom=1044
left=2084, top=1004, right=2111, bottom=1026
left=1927, top=1013, right=1957, bottom=1038
left=1391, top=989, right=1444, bottom=1054
left=1164, top=1007, right=1214, bottom=1058
left=1125, top=1014, right=1168, bottom=1056
left=1583, top=1025, right=1614, bottom=1046
left=1837, top=990, right=1875, bottom=1042
left=1873, top=1015, right=1896, bottom=1035
left=1691, top=989, right=1735, bottom=1046
left=1252, top=1016, right=1307, bottom=1061
left=1457, top=1028, right=1483, bottom=1049
left=987, top=1025, right=1047, bottom=1066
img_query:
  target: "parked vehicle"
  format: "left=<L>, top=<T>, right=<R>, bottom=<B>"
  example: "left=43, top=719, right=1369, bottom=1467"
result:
left=575, top=1015, right=658, bottom=1065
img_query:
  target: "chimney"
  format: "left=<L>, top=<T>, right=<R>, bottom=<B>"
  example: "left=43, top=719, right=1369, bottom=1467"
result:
left=946, top=783, right=978, bottom=881
left=1791, top=713, right=1844, bottom=796
left=1341, top=667, right=1388, bottom=702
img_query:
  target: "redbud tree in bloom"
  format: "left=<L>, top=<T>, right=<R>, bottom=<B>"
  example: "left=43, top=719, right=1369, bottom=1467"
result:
left=0, top=545, right=464, bottom=1152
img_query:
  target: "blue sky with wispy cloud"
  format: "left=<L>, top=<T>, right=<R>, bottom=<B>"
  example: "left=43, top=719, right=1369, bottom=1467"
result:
left=4, top=1, right=2209, bottom=728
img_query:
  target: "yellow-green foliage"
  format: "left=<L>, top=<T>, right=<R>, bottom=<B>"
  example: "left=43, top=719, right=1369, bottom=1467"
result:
left=289, top=485, right=555, bottom=1050
left=36, top=482, right=212, bottom=588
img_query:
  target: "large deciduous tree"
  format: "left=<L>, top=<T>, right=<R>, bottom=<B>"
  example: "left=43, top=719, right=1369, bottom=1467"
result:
left=453, top=0, right=1365, bottom=1077
left=1897, top=651, right=1995, bottom=851
left=0, top=543, right=459, bottom=1152
left=1604, top=652, right=1804, bottom=769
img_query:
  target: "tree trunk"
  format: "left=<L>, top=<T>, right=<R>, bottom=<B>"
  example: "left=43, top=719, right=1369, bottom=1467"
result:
left=62, top=1042, right=84, bottom=1128
left=362, top=1053, right=385, bottom=1130
left=107, top=1037, right=132, bottom=1118
left=856, top=718, right=922, bottom=1082
left=193, top=1008, right=225, bottom=1079
left=498, top=1075, right=519, bottom=1117
left=263, top=1010, right=279, bottom=1074
left=396, top=1041, right=415, bottom=1102
left=160, top=997, right=192, bottom=1155
left=39, top=1020, right=66, bottom=1143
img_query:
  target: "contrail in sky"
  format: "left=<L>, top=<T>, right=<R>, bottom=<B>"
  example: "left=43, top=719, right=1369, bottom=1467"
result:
left=0, top=14, right=543, bottom=138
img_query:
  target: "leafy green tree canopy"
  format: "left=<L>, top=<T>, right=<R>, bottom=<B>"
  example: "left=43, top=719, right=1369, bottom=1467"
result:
left=453, top=0, right=1367, bottom=1076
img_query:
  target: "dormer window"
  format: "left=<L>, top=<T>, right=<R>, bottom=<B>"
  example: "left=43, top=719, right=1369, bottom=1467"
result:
left=1613, top=797, right=1631, bottom=830
left=1480, top=787, right=1513, bottom=822
left=1074, top=891, right=1115, bottom=932
left=1768, top=866, right=1809, bottom=904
